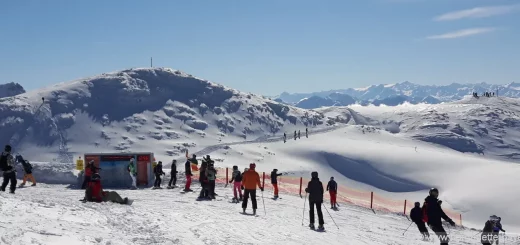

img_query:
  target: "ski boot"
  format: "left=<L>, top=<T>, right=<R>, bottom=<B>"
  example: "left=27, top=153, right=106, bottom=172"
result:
left=309, top=223, right=315, bottom=230
left=31, top=183, right=36, bottom=186
left=317, top=225, right=325, bottom=231
left=242, top=208, right=246, bottom=213
left=123, top=197, right=129, bottom=204
left=274, top=195, right=279, bottom=199
left=253, top=209, right=256, bottom=215
left=239, top=196, right=243, bottom=201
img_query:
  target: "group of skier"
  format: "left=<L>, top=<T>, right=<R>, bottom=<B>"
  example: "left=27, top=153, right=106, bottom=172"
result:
left=0, top=144, right=37, bottom=194
left=283, top=127, right=309, bottom=143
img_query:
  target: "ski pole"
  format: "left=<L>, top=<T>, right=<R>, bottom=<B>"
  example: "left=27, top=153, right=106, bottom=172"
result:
left=322, top=203, right=339, bottom=230
left=302, top=193, right=307, bottom=226
left=261, top=189, right=266, bottom=215
left=402, top=221, right=413, bottom=236
left=473, top=231, right=482, bottom=236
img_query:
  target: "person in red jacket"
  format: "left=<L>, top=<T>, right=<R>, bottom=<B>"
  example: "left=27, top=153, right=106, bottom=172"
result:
left=81, top=160, right=94, bottom=189
left=85, top=173, right=129, bottom=204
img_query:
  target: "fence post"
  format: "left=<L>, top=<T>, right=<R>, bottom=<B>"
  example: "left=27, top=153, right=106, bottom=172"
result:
left=460, top=214, right=462, bottom=226
left=226, top=168, right=229, bottom=183
left=299, top=177, right=303, bottom=198
left=262, top=172, right=265, bottom=188
left=370, top=192, right=374, bottom=209
left=403, top=200, right=407, bottom=215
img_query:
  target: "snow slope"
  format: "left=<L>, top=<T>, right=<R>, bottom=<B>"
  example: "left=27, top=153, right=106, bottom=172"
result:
left=0, top=183, right=494, bottom=245
left=0, top=68, right=344, bottom=162
left=349, top=96, right=520, bottom=162
left=200, top=126, right=520, bottom=233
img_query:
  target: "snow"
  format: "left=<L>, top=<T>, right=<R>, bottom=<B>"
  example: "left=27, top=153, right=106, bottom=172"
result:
left=2, top=68, right=520, bottom=244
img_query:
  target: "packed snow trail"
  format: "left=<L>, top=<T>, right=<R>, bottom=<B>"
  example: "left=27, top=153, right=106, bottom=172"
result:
left=0, top=183, right=486, bottom=245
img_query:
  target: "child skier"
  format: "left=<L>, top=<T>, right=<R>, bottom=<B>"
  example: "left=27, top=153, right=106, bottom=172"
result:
left=326, top=177, right=337, bottom=209
left=229, top=166, right=243, bottom=202
left=168, top=159, right=178, bottom=188
left=410, top=202, right=429, bottom=239
left=153, top=161, right=165, bottom=188
left=206, top=162, right=217, bottom=199
left=19, top=159, right=36, bottom=187
left=270, top=169, right=283, bottom=198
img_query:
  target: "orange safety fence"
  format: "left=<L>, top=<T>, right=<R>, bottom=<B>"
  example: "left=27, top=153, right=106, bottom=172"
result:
left=200, top=167, right=463, bottom=226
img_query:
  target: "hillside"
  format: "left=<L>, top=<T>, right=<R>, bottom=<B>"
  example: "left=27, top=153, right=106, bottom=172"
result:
left=0, top=68, right=362, bottom=162
left=349, top=96, right=520, bottom=162
left=278, top=81, right=520, bottom=108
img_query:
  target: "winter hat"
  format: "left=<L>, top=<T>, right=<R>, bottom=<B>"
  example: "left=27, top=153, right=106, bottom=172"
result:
left=273, top=169, right=278, bottom=172
left=233, top=165, right=238, bottom=170
left=172, top=159, right=177, bottom=163
left=249, top=163, right=256, bottom=170
left=311, top=171, right=318, bottom=178
left=414, top=202, right=420, bottom=207
left=4, top=145, right=11, bottom=152
left=429, top=188, right=439, bottom=196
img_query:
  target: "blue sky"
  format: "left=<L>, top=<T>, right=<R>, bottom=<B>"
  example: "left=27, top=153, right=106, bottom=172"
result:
left=1, top=0, right=519, bottom=95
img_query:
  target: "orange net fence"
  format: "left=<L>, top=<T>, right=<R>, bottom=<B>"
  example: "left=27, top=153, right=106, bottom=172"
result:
left=202, top=167, right=463, bottom=226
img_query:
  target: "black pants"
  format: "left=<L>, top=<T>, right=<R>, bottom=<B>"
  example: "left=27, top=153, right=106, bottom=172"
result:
left=429, top=224, right=449, bottom=244
left=209, top=180, right=215, bottom=197
left=242, top=189, right=257, bottom=210
left=81, top=175, right=91, bottom=189
left=1, top=171, right=17, bottom=193
left=309, top=201, right=324, bottom=225
left=154, top=174, right=162, bottom=187
left=169, top=173, right=177, bottom=186
left=415, top=222, right=429, bottom=237
left=199, top=182, right=209, bottom=198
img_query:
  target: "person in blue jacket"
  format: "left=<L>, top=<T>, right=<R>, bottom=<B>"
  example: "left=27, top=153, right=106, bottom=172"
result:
left=492, top=217, right=505, bottom=244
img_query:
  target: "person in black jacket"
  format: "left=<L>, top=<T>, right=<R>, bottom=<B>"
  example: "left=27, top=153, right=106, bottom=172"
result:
left=423, top=188, right=455, bottom=245
left=492, top=217, right=505, bottom=245
left=198, top=161, right=209, bottom=199
left=168, top=160, right=178, bottom=188
left=481, top=216, right=499, bottom=245
left=326, top=177, right=337, bottom=209
left=270, top=169, right=283, bottom=198
left=305, top=171, right=324, bottom=231
left=0, top=145, right=17, bottom=194
left=153, top=161, right=165, bottom=188
left=184, top=160, right=193, bottom=192
left=410, top=202, right=429, bottom=239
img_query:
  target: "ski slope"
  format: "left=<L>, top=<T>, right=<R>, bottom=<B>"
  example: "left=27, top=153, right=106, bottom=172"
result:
left=0, top=183, right=488, bottom=245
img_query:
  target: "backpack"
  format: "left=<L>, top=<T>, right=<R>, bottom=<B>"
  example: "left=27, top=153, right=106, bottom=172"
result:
left=22, top=160, right=33, bottom=172
left=0, top=153, right=10, bottom=171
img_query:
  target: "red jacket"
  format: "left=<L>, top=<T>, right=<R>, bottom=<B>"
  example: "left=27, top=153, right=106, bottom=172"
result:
left=88, top=180, right=105, bottom=202
left=85, top=165, right=93, bottom=177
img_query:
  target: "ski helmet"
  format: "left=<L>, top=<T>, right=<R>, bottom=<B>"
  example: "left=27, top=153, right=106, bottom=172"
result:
left=233, top=165, right=238, bottom=170
left=273, top=169, right=278, bottom=172
left=4, top=144, right=11, bottom=152
left=249, top=163, right=256, bottom=169
left=330, top=177, right=334, bottom=180
left=429, top=188, right=439, bottom=196
left=414, top=202, right=420, bottom=207
left=158, top=161, right=162, bottom=164
left=172, top=159, right=177, bottom=163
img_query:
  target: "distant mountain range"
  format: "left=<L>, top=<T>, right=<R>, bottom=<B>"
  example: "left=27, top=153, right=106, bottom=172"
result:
left=277, top=81, right=520, bottom=109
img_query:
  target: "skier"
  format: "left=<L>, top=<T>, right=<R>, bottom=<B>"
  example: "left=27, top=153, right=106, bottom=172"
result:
left=19, top=159, right=37, bottom=187
left=326, top=177, right=337, bottom=209
left=184, top=159, right=193, bottom=192
left=481, top=216, right=499, bottom=245
left=270, top=169, right=283, bottom=199
left=305, top=171, right=324, bottom=231
left=198, top=160, right=209, bottom=199
left=85, top=173, right=130, bottom=204
left=168, top=159, right=178, bottom=188
left=206, top=162, right=217, bottom=199
left=241, top=163, right=263, bottom=214
left=283, top=133, right=287, bottom=143
left=410, top=202, right=429, bottom=239
left=128, top=158, right=137, bottom=189
left=229, top=165, right=243, bottom=202
left=422, top=188, right=456, bottom=245
left=492, top=217, right=505, bottom=245
left=82, top=160, right=93, bottom=189
left=306, top=127, right=308, bottom=138
left=0, top=145, right=17, bottom=194
left=294, top=131, right=297, bottom=140
left=298, top=130, right=301, bottom=139
left=153, top=161, right=165, bottom=188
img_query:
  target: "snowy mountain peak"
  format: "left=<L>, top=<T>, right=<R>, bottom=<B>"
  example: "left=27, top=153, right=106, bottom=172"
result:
left=0, top=82, right=25, bottom=98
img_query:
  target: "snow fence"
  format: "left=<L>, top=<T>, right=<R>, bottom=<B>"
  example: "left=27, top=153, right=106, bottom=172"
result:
left=206, top=167, right=463, bottom=226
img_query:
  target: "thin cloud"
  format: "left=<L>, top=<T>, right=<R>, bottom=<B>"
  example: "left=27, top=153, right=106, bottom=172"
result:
left=434, top=4, right=520, bottom=21
left=426, top=28, right=496, bottom=39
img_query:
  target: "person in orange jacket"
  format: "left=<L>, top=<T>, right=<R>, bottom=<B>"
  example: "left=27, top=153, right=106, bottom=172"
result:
left=241, top=163, right=263, bottom=215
